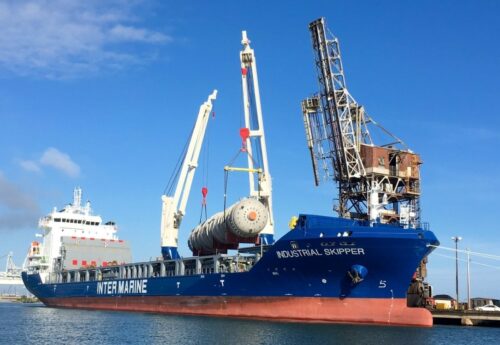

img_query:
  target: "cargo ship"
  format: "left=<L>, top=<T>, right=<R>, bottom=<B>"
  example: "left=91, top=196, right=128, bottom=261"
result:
left=23, top=18, right=439, bottom=327
left=0, top=252, right=25, bottom=297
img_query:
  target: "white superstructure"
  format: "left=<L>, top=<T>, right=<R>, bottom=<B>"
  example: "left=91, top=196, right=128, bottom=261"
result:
left=25, top=188, right=129, bottom=282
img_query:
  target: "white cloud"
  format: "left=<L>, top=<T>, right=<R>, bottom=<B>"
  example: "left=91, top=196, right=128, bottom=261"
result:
left=40, top=147, right=80, bottom=177
left=19, top=160, right=41, bottom=173
left=0, top=0, right=171, bottom=79
left=0, top=171, right=39, bottom=231
left=109, top=24, right=171, bottom=43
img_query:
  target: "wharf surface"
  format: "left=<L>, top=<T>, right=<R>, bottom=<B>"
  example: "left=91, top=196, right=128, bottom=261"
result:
left=432, top=309, right=500, bottom=327
left=0, top=295, right=19, bottom=302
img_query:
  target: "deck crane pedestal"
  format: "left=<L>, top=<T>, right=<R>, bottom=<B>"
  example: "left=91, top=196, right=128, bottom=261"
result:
left=160, top=90, right=217, bottom=260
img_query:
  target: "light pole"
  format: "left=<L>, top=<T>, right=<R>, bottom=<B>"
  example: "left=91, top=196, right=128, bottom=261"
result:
left=466, top=248, right=471, bottom=310
left=451, top=236, right=462, bottom=309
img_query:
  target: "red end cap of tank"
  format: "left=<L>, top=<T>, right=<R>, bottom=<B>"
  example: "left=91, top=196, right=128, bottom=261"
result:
left=247, top=211, right=257, bottom=221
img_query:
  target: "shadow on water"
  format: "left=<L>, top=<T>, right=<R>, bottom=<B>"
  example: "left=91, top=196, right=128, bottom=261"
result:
left=1, top=303, right=500, bottom=345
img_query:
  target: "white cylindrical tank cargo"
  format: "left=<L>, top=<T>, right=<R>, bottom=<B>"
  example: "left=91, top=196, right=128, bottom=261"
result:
left=188, top=198, right=268, bottom=253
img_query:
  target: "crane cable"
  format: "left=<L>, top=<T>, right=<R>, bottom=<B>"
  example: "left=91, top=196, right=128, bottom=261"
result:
left=222, top=133, right=259, bottom=224
left=221, top=64, right=262, bottom=225
left=199, top=115, right=212, bottom=224
left=246, top=67, right=264, bottom=169
left=163, top=126, right=193, bottom=196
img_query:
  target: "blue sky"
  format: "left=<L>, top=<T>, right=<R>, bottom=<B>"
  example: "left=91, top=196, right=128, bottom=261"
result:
left=0, top=0, right=499, bottom=299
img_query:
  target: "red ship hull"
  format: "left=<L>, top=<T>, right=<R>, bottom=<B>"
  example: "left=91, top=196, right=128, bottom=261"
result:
left=41, top=296, right=433, bottom=327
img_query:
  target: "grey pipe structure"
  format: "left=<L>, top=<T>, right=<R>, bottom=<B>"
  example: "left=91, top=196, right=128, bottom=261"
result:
left=188, top=198, right=268, bottom=253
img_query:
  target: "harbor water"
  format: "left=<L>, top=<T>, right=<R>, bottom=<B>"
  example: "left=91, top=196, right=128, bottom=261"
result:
left=1, top=302, right=499, bottom=345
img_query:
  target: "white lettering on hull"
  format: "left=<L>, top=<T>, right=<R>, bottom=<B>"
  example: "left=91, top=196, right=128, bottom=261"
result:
left=276, top=248, right=365, bottom=259
left=96, top=279, right=148, bottom=295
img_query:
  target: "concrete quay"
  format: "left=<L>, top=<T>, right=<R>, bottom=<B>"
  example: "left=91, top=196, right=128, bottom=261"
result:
left=432, top=309, right=500, bottom=327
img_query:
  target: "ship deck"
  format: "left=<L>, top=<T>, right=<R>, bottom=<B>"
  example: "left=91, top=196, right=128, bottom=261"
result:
left=39, top=245, right=271, bottom=285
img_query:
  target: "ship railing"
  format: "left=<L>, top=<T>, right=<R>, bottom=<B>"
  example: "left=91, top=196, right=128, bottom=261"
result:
left=402, top=221, right=430, bottom=230
left=48, top=252, right=263, bottom=284
left=419, top=222, right=430, bottom=231
left=370, top=220, right=431, bottom=231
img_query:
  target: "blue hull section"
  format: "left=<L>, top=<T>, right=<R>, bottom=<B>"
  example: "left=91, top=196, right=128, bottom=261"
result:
left=23, top=215, right=439, bottom=301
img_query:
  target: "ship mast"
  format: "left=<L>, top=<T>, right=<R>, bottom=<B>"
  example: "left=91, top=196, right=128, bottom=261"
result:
left=302, top=18, right=422, bottom=227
